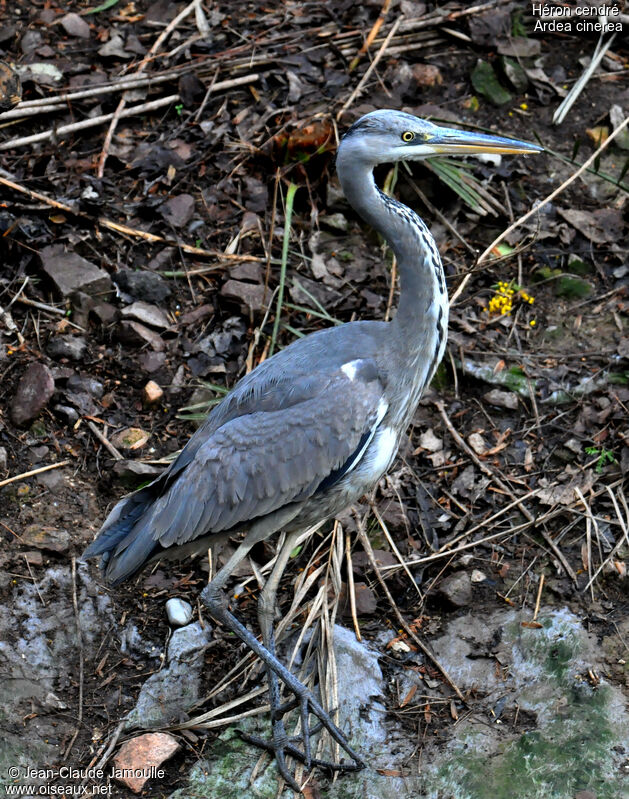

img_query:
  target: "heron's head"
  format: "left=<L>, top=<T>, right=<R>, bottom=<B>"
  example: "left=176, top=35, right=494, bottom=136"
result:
left=338, top=109, right=542, bottom=167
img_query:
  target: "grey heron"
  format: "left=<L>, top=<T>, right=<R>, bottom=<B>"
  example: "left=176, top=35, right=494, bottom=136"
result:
left=83, top=109, right=541, bottom=790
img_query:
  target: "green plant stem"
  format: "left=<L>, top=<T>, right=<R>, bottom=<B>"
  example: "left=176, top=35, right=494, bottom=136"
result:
left=270, top=182, right=297, bottom=356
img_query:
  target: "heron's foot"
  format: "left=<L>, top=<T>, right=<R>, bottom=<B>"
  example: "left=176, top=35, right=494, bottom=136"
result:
left=200, top=583, right=366, bottom=785
left=239, top=714, right=365, bottom=793
left=240, top=677, right=366, bottom=791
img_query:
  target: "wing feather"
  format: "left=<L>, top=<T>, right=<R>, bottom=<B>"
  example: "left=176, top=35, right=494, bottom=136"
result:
left=145, top=363, right=384, bottom=549
left=88, top=355, right=389, bottom=582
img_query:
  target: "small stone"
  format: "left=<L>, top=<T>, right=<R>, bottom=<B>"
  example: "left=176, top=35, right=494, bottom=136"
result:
left=483, top=389, right=519, bottom=410
left=228, top=263, right=262, bottom=282
left=47, top=336, right=87, bottom=361
left=412, top=63, right=443, bottom=87
left=470, top=570, right=487, bottom=583
left=321, top=212, right=348, bottom=232
left=180, top=304, right=213, bottom=326
left=114, top=270, right=171, bottom=303
left=98, top=33, right=130, bottom=59
left=67, top=374, right=104, bottom=398
left=91, top=301, right=119, bottom=326
left=11, top=363, right=55, bottom=426
left=23, top=550, right=43, bottom=566
left=121, top=301, right=171, bottom=330
left=21, top=524, right=71, bottom=553
left=110, top=428, right=150, bottom=451
left=143, top=380, right=163, bottom=405
left=138, top=351, right=166, bottom=372
left=159, top=194, right=195, bottom=228
left=166, top=598, right=193, bottom=627
left=40, top=245, right=112, bottom=298
left=44, top=692, right=68, bottom=710
left=59, top=12, right=90, bottom=38
left=117, top=320, right=165, bottom=352
left=0, top=446, right=7, bottom=472
left=69, top=291, right=94, bottom=328
left=220, top=279, right=266, bottom=312
left=388, top=638, right=411, bottom=654
left=467, top=432, right=488, bottom=455
left=352, top=582, right=377, bottom=615
left=437, top=572, right=472, bottom=608
left=113, top=733, right=180, bottom=793
left=36, top=468, right=66, bottom=492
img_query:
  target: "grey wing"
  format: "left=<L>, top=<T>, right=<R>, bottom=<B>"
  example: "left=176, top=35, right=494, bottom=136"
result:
left=151, top=364, right=386, bottom=546
left=88, top=359, right=387, bottom=583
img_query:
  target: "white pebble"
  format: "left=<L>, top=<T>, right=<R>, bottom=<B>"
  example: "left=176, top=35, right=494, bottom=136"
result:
left=166, top=598, right=193, bottom=627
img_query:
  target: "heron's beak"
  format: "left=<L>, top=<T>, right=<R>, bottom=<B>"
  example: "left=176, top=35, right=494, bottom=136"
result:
left=426, top=127, right=542, bottom=156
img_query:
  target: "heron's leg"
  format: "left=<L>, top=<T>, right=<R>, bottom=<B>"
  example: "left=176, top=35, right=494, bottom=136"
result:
left=256, top=530, right=304, bottom=774
left=200, top=516, right=366, bottom=788
left=202, top=587, right=365, bottom=784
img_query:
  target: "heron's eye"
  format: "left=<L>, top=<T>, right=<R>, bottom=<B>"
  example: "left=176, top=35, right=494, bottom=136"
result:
left=401, top=131, right=415, bottom=142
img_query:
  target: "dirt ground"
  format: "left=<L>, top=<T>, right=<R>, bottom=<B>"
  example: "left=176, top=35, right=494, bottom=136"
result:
left=0, top=1, right=627, bottom=797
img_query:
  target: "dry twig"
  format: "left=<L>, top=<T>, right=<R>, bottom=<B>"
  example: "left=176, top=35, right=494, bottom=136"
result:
left=355, top=509, right=465, bottom=703
left=0, top=460, right=71, bottom=488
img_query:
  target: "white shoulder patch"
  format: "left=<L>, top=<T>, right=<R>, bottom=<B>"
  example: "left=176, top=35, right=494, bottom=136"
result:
left=341, top=360, right=359, bottom=381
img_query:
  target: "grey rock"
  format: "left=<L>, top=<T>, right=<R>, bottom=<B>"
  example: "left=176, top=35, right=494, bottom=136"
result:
left=220, top=280, right=265, bottom=312
left=117, top=320, right=165, bottom=351
left=114, top=269, right=171, bottom=303
left=166, top=598, right=193, bottom=627
left=59, top=12, right=90, bottom=38
left=159, top=194, right=195, bottom=228
left=10, top=362, right=55, bottom=426
left=228, top=262, right=262, bottom=282
left=47, top=335, right=87, bottom=361
left=333, top=625, right=387, bottom=747
left=40, top=245, right=112, bottom=297
left=0, top=564, right=111, bottom=785
left=63, top=390, right=98, bottom=416
left=21, top=524, right=71, bottom=553
left=0, top=446, right=7, bottom=472
left=121, top=301, right=171, bottom=330
left=483, top=388, right=519, bottom=409
left=68, top=291, right=94, bottom=328
left=196, top=316, right=245, bottom=357
left=436, top=571, right=472, bottom=608
left=168, top=626, right=410, bottom=799
left=126, top=622, right=212, bottom=729
left=98, top=32, right=130, bottom=59
left=138, top=351, right=167, bottom=372
left=91, top=300, right=119, bottom=326
left=53, top=404, right=80, bottom=424
left=120, top=623, right=161, bottom=660
left=36, top=468, right=66, bottom=492
left=66, top=374, right=104, bottom=398
left=0, top=562, right=114, bottom=737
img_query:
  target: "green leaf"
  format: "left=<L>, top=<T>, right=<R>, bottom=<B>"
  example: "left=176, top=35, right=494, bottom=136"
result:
left=85, top=0, right=120, bottom=14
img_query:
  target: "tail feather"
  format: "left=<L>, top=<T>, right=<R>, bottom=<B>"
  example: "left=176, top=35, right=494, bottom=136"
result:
left=102, top=518, right=161, bottom=586
left=83, top=487, right=160, bottom=584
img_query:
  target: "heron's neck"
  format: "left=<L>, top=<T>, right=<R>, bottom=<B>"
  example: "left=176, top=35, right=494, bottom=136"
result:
left=339, top=162, right=448, bottom=388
